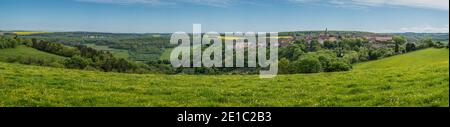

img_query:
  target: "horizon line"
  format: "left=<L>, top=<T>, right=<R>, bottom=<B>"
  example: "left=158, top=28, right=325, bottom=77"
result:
left=1, top=29, right=449, bottom=34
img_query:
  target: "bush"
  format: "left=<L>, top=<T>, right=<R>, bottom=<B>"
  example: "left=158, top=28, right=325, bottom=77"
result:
left=19, top=57, right=45, bottom=65
left=406, top=43, right=416, bottom=52
left=317, top=55, right=331, bottom=69
left=434, top=41, right=445, bottom=48
left=357, top=47, right=370, bottom=62
left=64, top=55, right=91, bottom=69
left=84, top=66, right=99, bottom=71
left=6, top=56, right=21, bottom=63
left=294, top=57, right=322, bottom=73
left=325, top=61, right=352, bottom=72
left=0, top=37, right=18, bottom=49
left=46, top=61, right=65, bottom=68
left=278, top=58, right=292, bottom=74
left=279, top=44, right=304, bottom=61
left=368, top=48, right=394, bottom=60
left=342, top=51, right=360, bottom=64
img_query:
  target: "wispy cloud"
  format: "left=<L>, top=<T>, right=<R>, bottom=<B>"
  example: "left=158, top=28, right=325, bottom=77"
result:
left=77, top=0, right=450, bottom=10
left=290, top=0, right=449, bottom=11
left=398, top=24, right=449, bottom=33
left=75, top=0, right=234, bottom=7
left=373, top=24, right=449, bottom=33
left=76, top=0, right=158, bottom=4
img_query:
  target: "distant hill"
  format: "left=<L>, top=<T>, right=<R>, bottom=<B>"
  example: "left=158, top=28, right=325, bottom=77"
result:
left=0, top=48, right=448, bottom=107
left=383, top=33, right=449, bottom=42
left=279, top=30, right=374, bottom=36
left=4, top=30, right=447, bottom=42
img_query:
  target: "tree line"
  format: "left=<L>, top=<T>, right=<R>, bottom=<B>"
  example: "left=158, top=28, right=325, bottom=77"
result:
left=31, top=39, right=79, bottom=57
left=3, top=33, right=448, bottom=75
left=142, top=35, right=448, bottom=75
left=67, top=45, right=148, bottom=73
left=20, top=33, right=174, bottom=63
left=2, top=36, right=150, bottom=74
left=277, top=35, right=447, bottom=74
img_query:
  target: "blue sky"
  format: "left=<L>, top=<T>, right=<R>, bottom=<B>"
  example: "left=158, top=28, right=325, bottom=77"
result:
left=0, top=0, right=448, bottom=33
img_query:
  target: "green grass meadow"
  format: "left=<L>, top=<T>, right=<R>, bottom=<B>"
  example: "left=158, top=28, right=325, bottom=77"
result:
left=0, top=48, right=448, bottom=107
left=0, top=45, right=66, bottom=62
left=84, top=44, right=130, bottom=59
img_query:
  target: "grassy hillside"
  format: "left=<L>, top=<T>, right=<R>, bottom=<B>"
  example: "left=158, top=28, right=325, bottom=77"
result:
left=0, top=48, right=448, bottom=107
left=0, top=45, right=66, bottom=62
left=84, top=44, right=129, bottom=59
left=159, top=48, right=173, bottom=60
left=354, top=48, right=448, bottom=69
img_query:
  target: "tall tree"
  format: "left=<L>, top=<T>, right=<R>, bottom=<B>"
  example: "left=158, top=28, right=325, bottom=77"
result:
left=392, top=36, right=406, bottom=53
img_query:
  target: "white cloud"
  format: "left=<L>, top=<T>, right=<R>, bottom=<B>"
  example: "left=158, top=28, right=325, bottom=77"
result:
left=398, top=24, right=449, bottom=33
left=77, top=0, right=450, bottom=10
left=76, top=0, right=233, bottom=7
left=290, top=0, right=449, bottom=11
left=375, top=25, right=449, bottom=33
left=76, top=0, right=159, bottom=4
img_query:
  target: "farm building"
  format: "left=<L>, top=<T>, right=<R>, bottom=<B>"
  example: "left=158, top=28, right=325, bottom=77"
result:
left=364, top=35, right=393, bottom=42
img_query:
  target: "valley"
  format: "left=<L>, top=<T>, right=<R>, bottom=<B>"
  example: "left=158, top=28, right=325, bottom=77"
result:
left=0, top=48, right=448, bottom=106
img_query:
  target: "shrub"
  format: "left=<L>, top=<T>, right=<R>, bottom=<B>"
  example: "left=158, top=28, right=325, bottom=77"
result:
left=279, top=44, right=304, bottom=61
left=0, top=37, right=18, bottom=49
left=326, top=61, right=352, bottom=72
left=19, top=57, right=45, bottom=65
left=294, top=57, right=322, bottom=73
left=64, top=55, right=91, bottom=69
left=406, top=43, right=416, bottom=52
left=84, top=66, right=99, bottom=71
left=46, top=61, right=65, bottom=68
left=317, top=55, right=331, bottom=69
left=6, top=56, right=21, bottom=63
left=343, top=51, right=360, bottom=64
left=368, top=48, right=394, bottom=60
left=434, top=41, right=445, bottom=48
left=278, top=58, right=292, bottom=74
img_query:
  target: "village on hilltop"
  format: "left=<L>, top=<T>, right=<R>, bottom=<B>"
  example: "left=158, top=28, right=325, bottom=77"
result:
left=278, top=28, right=394, bottom=47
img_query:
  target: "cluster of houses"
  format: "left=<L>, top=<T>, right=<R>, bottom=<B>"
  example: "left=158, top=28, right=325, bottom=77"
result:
left=82, top=35, right=106, bottom=39
left=278, top=28, right=394, bottom=47
left=363, top=35, right=393, bottom=42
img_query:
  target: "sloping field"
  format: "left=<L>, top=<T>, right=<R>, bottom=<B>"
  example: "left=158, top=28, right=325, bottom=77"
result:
left=0, top=45, right=66, bottom=62
left=0, top=48, right=448, bottom=107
